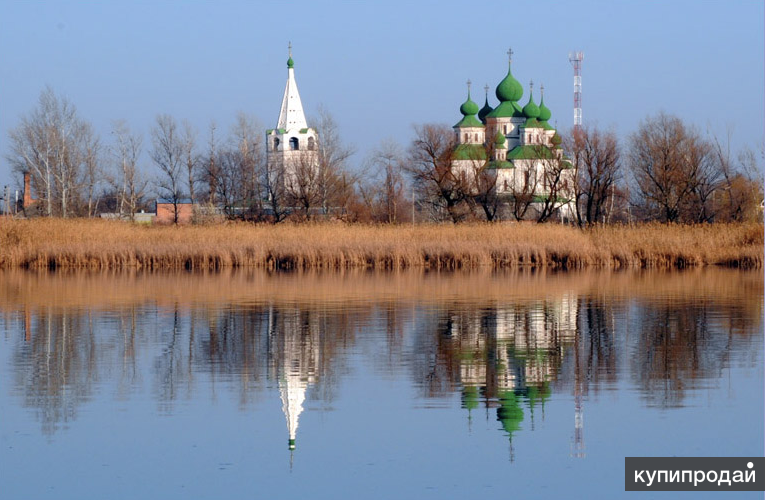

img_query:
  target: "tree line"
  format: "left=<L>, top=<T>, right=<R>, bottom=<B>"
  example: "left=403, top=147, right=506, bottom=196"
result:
left=5, top=87, right=762, bottom=224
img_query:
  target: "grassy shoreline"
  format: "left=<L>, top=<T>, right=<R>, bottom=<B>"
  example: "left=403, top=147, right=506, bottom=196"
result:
left=0, top=219, right=761, bottom=271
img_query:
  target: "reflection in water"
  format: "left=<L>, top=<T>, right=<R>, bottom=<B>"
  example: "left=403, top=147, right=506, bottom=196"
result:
left=1, top=269, right=762, bottom=460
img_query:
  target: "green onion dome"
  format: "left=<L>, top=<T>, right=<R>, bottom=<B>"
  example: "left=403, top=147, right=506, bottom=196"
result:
left=495, top=63, right=523, bottom=103
left=497, top=390, right=524, bottom=437
left=454, top=83, right=484, bottom=128
left=522, top=87, right=540, bottom=119
left=478, top=95, right=493, bottom=124
left=287, top=56, right=294, bottom=68
left=460, top=95, right=479, bottom=116
left=494, top=129, right=507, bottom=148
left=537, top=95, right=551, bottom=122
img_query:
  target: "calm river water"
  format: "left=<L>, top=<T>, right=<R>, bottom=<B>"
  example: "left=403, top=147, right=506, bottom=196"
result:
left=0, top=269, right=762, bottom=499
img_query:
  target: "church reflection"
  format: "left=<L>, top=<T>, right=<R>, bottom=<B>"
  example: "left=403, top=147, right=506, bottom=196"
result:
left=3, top=281, right=761, bottom=459
left=417, top=295, right=577, bottom=458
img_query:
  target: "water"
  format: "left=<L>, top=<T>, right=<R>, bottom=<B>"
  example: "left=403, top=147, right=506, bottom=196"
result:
left=0, top=269, right=762, bottom=499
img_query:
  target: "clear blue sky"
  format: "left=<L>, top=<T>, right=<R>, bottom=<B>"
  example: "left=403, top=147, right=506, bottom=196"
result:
left=0, top=0, right=762, bottom=189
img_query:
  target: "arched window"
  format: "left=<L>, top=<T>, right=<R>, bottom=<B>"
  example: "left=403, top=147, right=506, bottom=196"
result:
left=474, top=133, right=478, bottom=141
left=289, top=137, right=299, bottom=150
left=504, top=125, right=507, bottom=134
left=307, top=137, right=315, bottom=151
left=274, top=138, right=280, bottom=151
left=503, top=179, right=509, bottom=191
left=464, top=133, right=468, bottom=142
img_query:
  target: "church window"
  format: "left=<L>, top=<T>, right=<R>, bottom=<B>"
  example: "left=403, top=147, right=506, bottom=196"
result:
left=504, top=125, right=507, bottom=134
left=290, top=137, right=299, bottom=150
left=274, top=138, right=280, bottom=151
left=307, top=137, right=315, bottom=150
left=474, top=133, right=478, bottom=141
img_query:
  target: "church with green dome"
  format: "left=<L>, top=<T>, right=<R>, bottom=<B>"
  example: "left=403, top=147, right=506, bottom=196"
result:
left=452, top=49, right=574, bottom=219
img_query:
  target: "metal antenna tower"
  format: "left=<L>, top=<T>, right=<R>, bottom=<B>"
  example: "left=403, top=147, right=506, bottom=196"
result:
left=569, top=51, right=583, bottom=128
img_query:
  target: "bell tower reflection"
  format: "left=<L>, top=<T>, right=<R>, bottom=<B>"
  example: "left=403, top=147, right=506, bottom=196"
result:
left=269, top=304, right=320, bottom=452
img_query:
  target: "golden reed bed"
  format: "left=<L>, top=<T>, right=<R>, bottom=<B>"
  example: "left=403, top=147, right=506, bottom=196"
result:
left=0, top=219, right=761, bottom=271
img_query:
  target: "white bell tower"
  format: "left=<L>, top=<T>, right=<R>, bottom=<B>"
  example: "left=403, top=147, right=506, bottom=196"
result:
left=266, top=43, right=318, bottom=188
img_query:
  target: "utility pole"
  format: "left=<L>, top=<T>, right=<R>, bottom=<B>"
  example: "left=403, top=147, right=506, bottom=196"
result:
left=569, top=52, right=584, bottom=130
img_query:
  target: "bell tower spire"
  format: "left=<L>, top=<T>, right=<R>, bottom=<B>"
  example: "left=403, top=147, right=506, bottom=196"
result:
left=277, top=43, right=307, bottom=130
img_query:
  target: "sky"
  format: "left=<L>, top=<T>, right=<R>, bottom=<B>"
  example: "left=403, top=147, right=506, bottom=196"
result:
left=0, top=0, right=762, bottom=189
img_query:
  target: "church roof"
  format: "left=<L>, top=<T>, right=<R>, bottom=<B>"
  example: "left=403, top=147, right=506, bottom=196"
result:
left=486, top=101, right=524, bottom=118
left=453, top=143, right=488, bottom=160
left=454, top=115, right=484, bottom=128
left=506, top=144, right=557, bottom=160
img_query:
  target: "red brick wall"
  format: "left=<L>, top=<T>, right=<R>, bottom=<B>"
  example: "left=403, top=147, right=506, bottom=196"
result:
left=156, top=203, right=193, bottom=224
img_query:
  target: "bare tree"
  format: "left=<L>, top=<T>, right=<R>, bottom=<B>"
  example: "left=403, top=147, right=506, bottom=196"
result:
left=110, top=120, right=146, bottom=220
left=260, top=152, right=289, bottom=223
left=151, top=114, right=186, bottom=224
left=405, top=124, right=469, bottom=223
left=81, top=127, right=102, bottom=217
left=314, top=107, right=355, bottom=215
left=285, top=150, right=321, bottom=220
left=230, top=113, right=264, bottom=216
left=628, top=113, right=717, bottom=223
left=683, top=134, right=719, bottom=222
left=7, top=99, right=55, bottom=215
left=201, top=120, right=220, bottom=205
left=710, top=131, right=763, bottom=222
left=359, top=140, right=407, bottom=223
left=7, top=87, right=98, bottom=217
left=215, top=148, right=242, bottom=217
left=181, top=121, right=199, bottom=206
left=465, top=142, right=500, bottom=222
left=564, top=126, right=621, bottom=226
left=49, top=94, right=86, bottom=217
left=507, top=163, right=540, bottom=221
left=534, top=143, right=573, bottom=223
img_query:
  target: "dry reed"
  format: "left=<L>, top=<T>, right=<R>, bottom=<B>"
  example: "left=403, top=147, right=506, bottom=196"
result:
left=0, top=219, right=761, bottom=271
